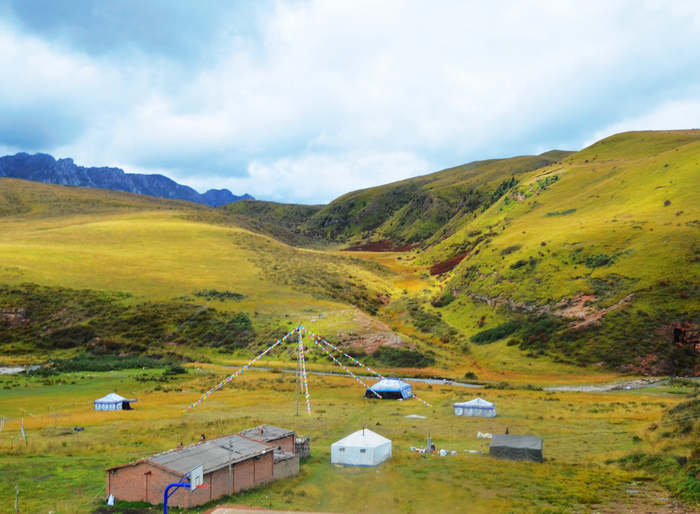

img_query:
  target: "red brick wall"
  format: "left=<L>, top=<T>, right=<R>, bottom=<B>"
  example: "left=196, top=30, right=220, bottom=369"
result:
left=265, top=435, right=295, bottom=454
left=107, top=462, right=185, bottom=506
left=257, top=451, right=274, bottom=485
left=233, top=459, right=254, bottom=492
left=232, top=452, right=273, bottom=492
left=107, top=452, right=275, bottom=508
left=209, top=466, right=230, bottom=500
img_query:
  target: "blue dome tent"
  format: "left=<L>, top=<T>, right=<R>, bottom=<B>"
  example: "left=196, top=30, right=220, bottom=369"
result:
left=364, top=378, right=412, bottom=400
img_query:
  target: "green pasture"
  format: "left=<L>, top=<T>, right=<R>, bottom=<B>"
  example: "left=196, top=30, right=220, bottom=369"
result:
left=0, top=367, right=690, bottom=514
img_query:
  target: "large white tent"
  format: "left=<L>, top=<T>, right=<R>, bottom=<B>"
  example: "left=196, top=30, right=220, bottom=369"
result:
left=331, top=429, right=392, bottom=467
left=94, top=393, right=137, bottom=411
left=453, top=397, right=497, bottom=418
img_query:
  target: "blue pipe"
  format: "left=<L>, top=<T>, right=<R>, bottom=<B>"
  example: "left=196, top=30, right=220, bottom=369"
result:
left=163, top=483, right=189, bottom=514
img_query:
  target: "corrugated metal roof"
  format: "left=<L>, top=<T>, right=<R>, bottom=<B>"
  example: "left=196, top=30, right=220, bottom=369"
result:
left=238, top=425, right=295, bottom=443
left=148, top=435, right=272, bottom=475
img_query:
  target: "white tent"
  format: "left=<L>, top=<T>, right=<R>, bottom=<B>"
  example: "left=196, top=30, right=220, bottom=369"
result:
left=94, top=393, right=137, bottom=411
left=331, top=429, right=392, bottom=467
left=453, top=397, right=497, bottom=418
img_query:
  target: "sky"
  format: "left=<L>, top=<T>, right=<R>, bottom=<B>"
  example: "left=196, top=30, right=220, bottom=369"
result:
left=1, top=1, right=700, bottom=204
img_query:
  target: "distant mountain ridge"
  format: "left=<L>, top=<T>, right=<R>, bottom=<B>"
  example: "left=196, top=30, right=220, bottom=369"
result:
left=202, top=189, right=254, bottom=207
left=0, top=152, right=253, bottom=207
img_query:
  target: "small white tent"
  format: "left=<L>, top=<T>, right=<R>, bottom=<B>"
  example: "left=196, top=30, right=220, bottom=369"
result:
left=94, top=393, right=137, bottom=411
left=453, top=397, right=497, bottom=418
left=331, top=429, right=392, bottom=467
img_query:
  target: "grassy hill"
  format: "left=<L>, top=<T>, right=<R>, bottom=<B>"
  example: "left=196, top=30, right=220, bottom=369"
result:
left=4, top=133, right=700, bottom=514
left=301, top=152, right=574, bottom=245
left=412, top=130, right=700, bottom=374
left=0, top=179, right=402, bottom=364
left=2, top=130, right=700, bottom=378
left=224, top=152, right=574, bottom=249
left=219, top=199, right=325, bottom=247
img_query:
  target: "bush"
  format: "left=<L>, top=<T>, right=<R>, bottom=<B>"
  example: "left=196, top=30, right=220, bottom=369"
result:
left=500, top=245, right=521, bottom=256
left=193, top=289, right=245, bottom=301
left=471, top=321, right=518, bottom=345
left=38, top=354, right=176, bottom=373
left=163, top=365, right=188, bottom=376
left=545, top=209, right=577, bottom=217
left=373, top=347, right=435, bottom=368
left=42, top=325, right=97, bottom=349
left=585, top=254, right=613, bottom=268
left=0, top=283, right=258, bottom=355
left=464, top=371, right=478, bottom=380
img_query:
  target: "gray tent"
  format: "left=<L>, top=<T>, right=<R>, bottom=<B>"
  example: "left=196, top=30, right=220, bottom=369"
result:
left=489, top=435, right=543, bottom=463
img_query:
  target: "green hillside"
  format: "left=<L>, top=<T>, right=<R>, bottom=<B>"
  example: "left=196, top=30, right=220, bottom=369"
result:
left=224, top=152, right=574, bottom=248
left=0, top=179, right=401, bottom=364
left=4, top=133, right=700, bottom=513
left=301, top=152, right=574, bottom=245
left=2, top=130, right=700, bottom=378
left=219, top=199, right=324, bottom=247
left=415, top=130, right=700, bottom=374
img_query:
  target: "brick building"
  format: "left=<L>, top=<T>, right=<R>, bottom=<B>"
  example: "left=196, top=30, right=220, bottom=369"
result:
left=239, top=425, right=296, bottom=453
left=106, top=434, right=276, bottom=508
left=239, top=425, right=299, bottom=480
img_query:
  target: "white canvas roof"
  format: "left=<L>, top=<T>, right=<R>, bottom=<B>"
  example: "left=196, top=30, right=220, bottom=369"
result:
left=453, top=397, right=496, bottom=417
left=331, top=429, right=392, bottom=466
left=333, top=429, right=391, bottom=448
left=94, top=393, right=136, bottom=404
left=453, top=397, right=494, bottom=408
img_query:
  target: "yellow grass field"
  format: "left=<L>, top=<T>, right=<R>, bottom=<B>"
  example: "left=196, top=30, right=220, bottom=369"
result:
left=0, top=365, right=690, bottom=514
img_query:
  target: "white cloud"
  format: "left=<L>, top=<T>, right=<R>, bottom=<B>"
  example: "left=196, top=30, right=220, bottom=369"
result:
left=2, top=1, right=700, bottom=203
left=182, top=151, right=431, bottom=203
left=586, top=99, right=700, bottom=146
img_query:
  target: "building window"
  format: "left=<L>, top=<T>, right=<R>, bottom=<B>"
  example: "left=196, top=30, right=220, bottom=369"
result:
left=360, top=449, right=366, bottom=453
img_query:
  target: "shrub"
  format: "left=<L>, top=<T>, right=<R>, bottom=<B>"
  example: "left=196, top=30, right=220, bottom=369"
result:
left=193, top=289, right=245, bottom=301
left=500, top=245, right=521, bottom=256
left=163, top=365, right=188, bottom=376
left=36, top=354, right=176, bottom=373
left=373, top=347, right=435, bottom=368
left=545, top=209, right=577, bottom=217
left=471, top=321, right=518, bottom=345
left=585, top=254, right=613, bottom=268
left=464, top=371, right=478, bottom=380
left=42, top=325, right=97, bottom=350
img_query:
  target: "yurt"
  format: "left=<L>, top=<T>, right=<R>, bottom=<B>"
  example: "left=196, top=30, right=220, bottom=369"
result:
left=331, top=429, right=392, bottom=466
left=364, top=378, right=412, bottom=400
left=94, top=393, right=137, bottom=411
left=452, top=397, right=497, bottom=418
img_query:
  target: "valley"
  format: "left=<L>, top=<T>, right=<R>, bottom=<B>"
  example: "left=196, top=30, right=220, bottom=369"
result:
left=1, top=130, right=700, bottom=513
